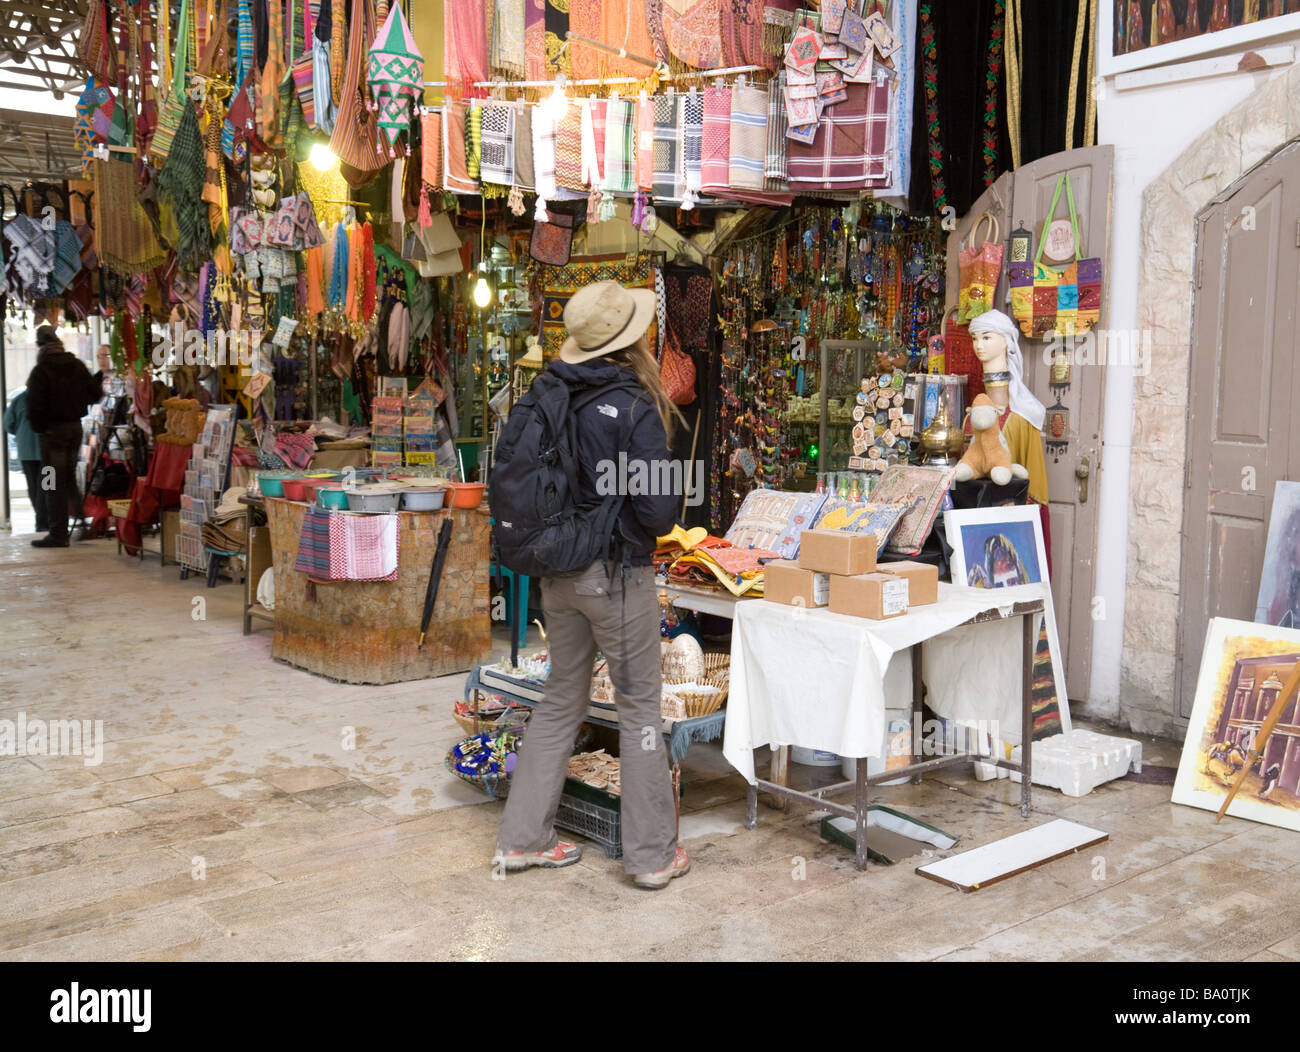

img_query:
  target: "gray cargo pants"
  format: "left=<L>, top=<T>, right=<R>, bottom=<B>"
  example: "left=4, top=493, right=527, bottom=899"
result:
left=496, top=560, right=677, bottom=874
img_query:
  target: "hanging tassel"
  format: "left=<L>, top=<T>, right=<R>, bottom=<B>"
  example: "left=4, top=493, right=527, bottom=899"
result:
left=507, top=185, right=525, bottom=216
left=598, top=190, right=616, bottom=222
left=587, top=185, right=602, bottom=223
left=534, top=196, right=550, bottom=224
left=418, top=182, right=432, bottom=227
left=680, top=187, right=698, bottom=212
left=631, top=190, right=646, bottom=230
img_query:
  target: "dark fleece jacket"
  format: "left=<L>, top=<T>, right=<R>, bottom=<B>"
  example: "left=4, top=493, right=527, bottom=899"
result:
left=547, top=358, right=678, bottom=565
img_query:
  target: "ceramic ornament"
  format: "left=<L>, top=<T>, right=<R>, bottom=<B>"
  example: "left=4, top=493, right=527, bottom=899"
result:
left=367, top=2, right=424, bottom=151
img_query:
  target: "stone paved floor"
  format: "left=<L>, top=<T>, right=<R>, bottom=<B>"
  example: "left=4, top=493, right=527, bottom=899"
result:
left=2, top=530, right=1298, bottom=962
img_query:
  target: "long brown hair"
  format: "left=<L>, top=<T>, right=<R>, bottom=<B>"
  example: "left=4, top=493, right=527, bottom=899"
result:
left=606, top=336, right=686, bottom=441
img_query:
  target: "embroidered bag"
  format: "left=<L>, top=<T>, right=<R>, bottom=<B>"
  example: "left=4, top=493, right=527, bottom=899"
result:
left=149, top=0, right=192, bottom=165
left=957, top=212, right=1003, bottom=323
left=329, top=0, right=387, bottom=188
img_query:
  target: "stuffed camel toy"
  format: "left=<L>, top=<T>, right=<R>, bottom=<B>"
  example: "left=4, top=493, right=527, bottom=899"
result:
left=954, top=394, right=1030, bottom=487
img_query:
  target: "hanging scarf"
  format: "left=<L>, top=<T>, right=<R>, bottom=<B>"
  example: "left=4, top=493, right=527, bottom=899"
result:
left=329, top=221, right=348, bottom=309
left=722, top=0, right=766, bottom=68
left=361, top=221, right=376, bottom=321
left=764, top=72, right=787, bottom=189
left=525, top=0, right=547, bottom=79
left=514, top=104, right=534, bottom=190
left=491, top=0, right=526, bottom=78
left=602, top=95, right=635, bottom=194
left=157, top=102, right=213, bottom=269
left=258, top=0, right=285, bottom=149
left=728, top=84, right=768, bottom=191
left=531, top=105, right=557, bottom=218
left=466, top=100, right=483, bottom=180
left=699, top=85, right=731, bottom=195
left=330, top=0, right=345, bottom=105
left=679, top=89, right=704, bottom=207
left=345, top=222, right=360, bottom=319
left=579, top=98, right=604, bottom=190
left=312, top=0, right=336, bottom=133
left=442, top=100, right=477, bottom=194
left=662, top=0, right=723, bottom=69
left=634, top=96, right=654, bottom=192
left=305, top=244, right=325, bottom=314
left=555, top=104, right=585, bottom=192
left=651, top=94, right=682, bottom=204
left=445, top=0, right=489, bottom=92
left=237, top=0, right=253, bottom=83
left=480, top=102, right=516, bottom=186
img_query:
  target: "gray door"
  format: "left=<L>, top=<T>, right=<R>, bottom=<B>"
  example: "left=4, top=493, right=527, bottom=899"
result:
left=946, top=146, right=1114, bottom=704
left=1178, top=140, right=1300, bottom=718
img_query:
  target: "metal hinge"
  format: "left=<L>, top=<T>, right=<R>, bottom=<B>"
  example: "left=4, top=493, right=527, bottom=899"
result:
left=1184, top=458, right=1192, bottom=490
left=1295, top=218, right=1300, bottom=248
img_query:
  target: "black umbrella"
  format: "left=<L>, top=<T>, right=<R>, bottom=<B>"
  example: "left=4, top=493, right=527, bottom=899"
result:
left=417, top=518, right=454, bottom=649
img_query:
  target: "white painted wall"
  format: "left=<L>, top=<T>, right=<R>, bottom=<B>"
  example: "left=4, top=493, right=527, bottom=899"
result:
left=1088, top=36, right=1298, bottom=723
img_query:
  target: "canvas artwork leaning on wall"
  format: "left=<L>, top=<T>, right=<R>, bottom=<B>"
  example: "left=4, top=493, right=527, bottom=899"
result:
left=1172, top=617, right=1300, bottom=831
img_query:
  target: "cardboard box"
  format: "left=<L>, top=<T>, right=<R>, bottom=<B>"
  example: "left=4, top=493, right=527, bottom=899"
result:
left=798, top=529, right=877, bottom=576
left=878, top=560, right=938, bottom=606
left=829, top=572, right=909, bottom=620
left=763, top=559, right=830, bottom=608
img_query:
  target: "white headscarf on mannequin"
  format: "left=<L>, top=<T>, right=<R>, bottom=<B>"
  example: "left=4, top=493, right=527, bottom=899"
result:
left=968, top=309, right=1046, bottom=431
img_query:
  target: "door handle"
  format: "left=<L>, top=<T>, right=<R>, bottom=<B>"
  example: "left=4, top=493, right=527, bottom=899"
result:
left=1075, top=457, right=1090, bottom=504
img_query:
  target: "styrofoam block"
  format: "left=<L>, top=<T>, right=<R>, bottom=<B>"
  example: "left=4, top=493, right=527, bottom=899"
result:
left=1009, top=731, right=1143, bottom=797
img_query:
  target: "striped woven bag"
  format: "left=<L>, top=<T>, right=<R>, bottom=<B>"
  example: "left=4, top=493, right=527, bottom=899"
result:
left=149, top=0, right=192, bottom=165
left=328, top=0, right=386, bottom=188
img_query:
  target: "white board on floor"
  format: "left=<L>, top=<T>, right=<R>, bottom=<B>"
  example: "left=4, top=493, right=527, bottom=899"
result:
left=915, top=819, right=1107, bottom=892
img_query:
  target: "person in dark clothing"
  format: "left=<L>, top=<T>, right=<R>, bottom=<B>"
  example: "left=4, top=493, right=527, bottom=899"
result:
left=3, top=388, right=49, bottom=532
left=24, top=326, right=104, bottom=547
left=495, top=280, right=691, bottom=889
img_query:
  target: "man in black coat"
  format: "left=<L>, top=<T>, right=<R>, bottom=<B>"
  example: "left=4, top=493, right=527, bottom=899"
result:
left=25, top=326, right=105, bottom=547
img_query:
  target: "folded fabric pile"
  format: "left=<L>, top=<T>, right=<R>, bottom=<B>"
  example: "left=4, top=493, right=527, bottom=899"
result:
left=654, top=524, right=776, bottom=597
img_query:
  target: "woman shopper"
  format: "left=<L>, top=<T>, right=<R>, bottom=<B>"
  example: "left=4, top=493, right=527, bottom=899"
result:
left=494, top=280, right=690, bottom=889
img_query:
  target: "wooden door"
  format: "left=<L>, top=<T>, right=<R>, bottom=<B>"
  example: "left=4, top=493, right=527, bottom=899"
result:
left=1178, top=141, right=1300, bottom=718
left=946, top=146, right=1114, bottom=704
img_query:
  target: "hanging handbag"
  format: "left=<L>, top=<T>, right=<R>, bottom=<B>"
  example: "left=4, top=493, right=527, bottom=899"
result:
left=328, top=0, right=386, bottom=189
left=660, top=332, right=697, bottom=406
left=957, top=212, right=1003, bottom=323
left=1008, top=171, right=1103, bottom=339
left=149, top=0, right=192, bottom=165
left=942, top=307, right=984, bottom=403
left=76, top=0, right=117, bottom=85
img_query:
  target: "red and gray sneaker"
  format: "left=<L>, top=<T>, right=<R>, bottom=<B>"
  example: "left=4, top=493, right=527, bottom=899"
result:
left=496, top=841, right=583, bottom=871
left=632, top=846, right=690, bottom=889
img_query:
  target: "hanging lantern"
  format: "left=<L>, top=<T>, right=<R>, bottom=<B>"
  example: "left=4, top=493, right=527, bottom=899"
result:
left=1046, top=398, right=1070, bottom=462
left=367, top=2, right=424, bottom=152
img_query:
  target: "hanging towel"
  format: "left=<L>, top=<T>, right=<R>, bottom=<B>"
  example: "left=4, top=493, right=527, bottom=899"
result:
left=421, top=109, right=443, bottom=188
left=679, top=89, right=704, bottom=202
left=652, top=94, right=683, bottom=204
left=532, top=105, right=558, bottom=216
left=764, top=71, right=788, bottom=189
left=787, top=82, right=872, bottom=192
left=513, top=104, right=535, bottom=189
left=442, top=99, right=478, bottom=194
left=635, top=96, right=654, bottom=191
left=579, top=98, right=605, bottom=189
left=328, top=510, right=399, bottom=580
left=555, top=104, right=586, bottom=192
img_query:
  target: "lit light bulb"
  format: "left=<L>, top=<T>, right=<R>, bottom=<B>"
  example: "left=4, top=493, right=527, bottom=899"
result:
left=473, top=276, right=492, bottom=308
left=309, top=142, right=337, bottom=171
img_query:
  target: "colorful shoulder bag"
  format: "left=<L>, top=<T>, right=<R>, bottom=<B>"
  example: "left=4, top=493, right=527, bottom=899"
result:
left=1008, top=171, right=1103, bottom=339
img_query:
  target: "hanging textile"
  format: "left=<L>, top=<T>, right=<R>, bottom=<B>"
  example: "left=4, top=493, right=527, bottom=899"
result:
left=525, top=0, right=547, bottom=80
left=538, top=256, right=656, bottom=358
left=652, top=94, right=683, bottom=204
left=446, top=0, right=489, bottom=91
left=787, top=83, right=872, bottom=192
left=514, top=105, right=535, bottom=190
left=568, top=0, right=604, bottom=81
left=603, top=96, right=635, bottom=195
left=136, top=0, right=158, bottom=155
left=679, top=89, right=704, bottom=205
left=330, top=0, right=345, bottom=105
left=442, top=100, right=478, bottom=193
left=722, top=0, right=767, bottom=68
left=259, top=0, right=285, bottom=149
left=492, top=0, right=526, bottom=78
left=580, top=98, right=606, bottom=190
left=634, top=96, right=654, bottom=192
left=543, top=0, right=570, bottom=76
left=480, top=102, right=516, bottom=186
left=311, top=0, right=336, bottom=132
left=699, top=85, right=731, bottom=195
left=329, top=0, right=386, bottom=187
left=662, top=0, right=723, bottom=69
left=236, top=0, right=253, bottom=83
left=94, top=159, right=166, bottom=276
left=368, top=0, right=424, bottom=152
left=727, top=84, right=768, bottom=191
left=421, top=110, right=444, bottom=188
left=555, top=105, right=586, bottom=192
left=531, top=105, right=558, bottom=215
left=157, top=103, right=214, bottom=269
left=764, top=71, right=788, bottom=189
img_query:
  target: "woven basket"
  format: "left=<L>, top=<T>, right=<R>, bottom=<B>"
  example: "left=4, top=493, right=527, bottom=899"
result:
left=107, top=499, right=132, bottom=519
left=453, top=697, right=528, bottom=736
left=663, top=669, right=730, bottom=718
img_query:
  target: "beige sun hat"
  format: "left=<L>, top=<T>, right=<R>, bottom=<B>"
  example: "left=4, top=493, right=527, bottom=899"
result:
left=559, top=280, right=656, bottom=365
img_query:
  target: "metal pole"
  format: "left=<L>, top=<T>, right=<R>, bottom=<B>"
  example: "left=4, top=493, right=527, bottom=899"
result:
left=1, top=297, right=9, bottom=532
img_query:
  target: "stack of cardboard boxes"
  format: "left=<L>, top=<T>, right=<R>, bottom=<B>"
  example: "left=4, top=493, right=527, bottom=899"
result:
left=764, top=530, right=939, bottom=620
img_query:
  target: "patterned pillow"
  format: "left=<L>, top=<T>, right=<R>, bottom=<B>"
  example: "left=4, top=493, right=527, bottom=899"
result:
left=868, top=465, right=958, bottom=556
left=725, top=489, right=827, bottom=560
left=811, top=500, right=908, bottom=555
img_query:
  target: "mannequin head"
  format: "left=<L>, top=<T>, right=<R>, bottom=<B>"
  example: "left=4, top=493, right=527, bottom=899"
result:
left=972, top=329, right=1009, bottom=374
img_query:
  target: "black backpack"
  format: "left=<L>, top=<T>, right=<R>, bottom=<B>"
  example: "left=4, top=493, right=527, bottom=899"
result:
left=490, top=370, right=637, bottom=578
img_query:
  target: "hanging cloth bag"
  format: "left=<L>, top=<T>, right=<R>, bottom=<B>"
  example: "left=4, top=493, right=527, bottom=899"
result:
left=660, top=332, right=697, bottom=406
left=149, top=0, right=192, bottom=165
left=957, top=212, right=1003, bottom=323
left=1009, top=171, right=1103, bottom=339
left=329, top=0, right=386, bottom=189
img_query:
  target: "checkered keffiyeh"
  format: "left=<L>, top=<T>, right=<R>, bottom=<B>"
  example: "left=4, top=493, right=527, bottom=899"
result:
left=728, top=84, right=768, bottom=191
left=466, top=100, right=484, bottom=180
left=652, top=94, right=683, bottom=204
left=679, top=90, right=703, bottom=196
left=765, top=71, right=789, bottom=189
left=602, top=96, right=635, bottom=194
left=787, top=82, right=873, bottom=191
left=864, top=75, right=892, bottom=185
left=480, top=102, right=515, bottom=186
left=700, top=85, right=731, bottom=196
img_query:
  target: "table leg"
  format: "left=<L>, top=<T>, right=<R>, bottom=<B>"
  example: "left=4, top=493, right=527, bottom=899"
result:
left=855, top=756, right=869, bottom=871
left=1021, top=613, right=1034, bottom=819
left=745, top=782, right=758, bottom=830
left=672, top=762, right=682, bottom=840
left=766, top=744, right=790, bottom=811
left=911, top=641, right=924, bottom=783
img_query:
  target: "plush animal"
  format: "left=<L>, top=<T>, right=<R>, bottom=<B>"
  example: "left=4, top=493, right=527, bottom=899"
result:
left=954, top=394, right=1029, bottom=487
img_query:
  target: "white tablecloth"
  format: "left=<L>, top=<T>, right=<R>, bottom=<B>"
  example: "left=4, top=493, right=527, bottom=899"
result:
left=723, top=582, right=1053, bottom=784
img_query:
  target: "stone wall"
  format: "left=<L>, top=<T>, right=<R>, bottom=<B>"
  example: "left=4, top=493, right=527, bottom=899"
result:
left=1122, top=67, right=1300, bottom=737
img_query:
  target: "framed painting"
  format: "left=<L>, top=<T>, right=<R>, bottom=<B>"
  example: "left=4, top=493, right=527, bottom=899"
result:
left=1172, top=617, right=1300, bottom=831
left=945, top=504, right=1071, bottom=738
left=1254, top=480, right=1300, bottom=627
